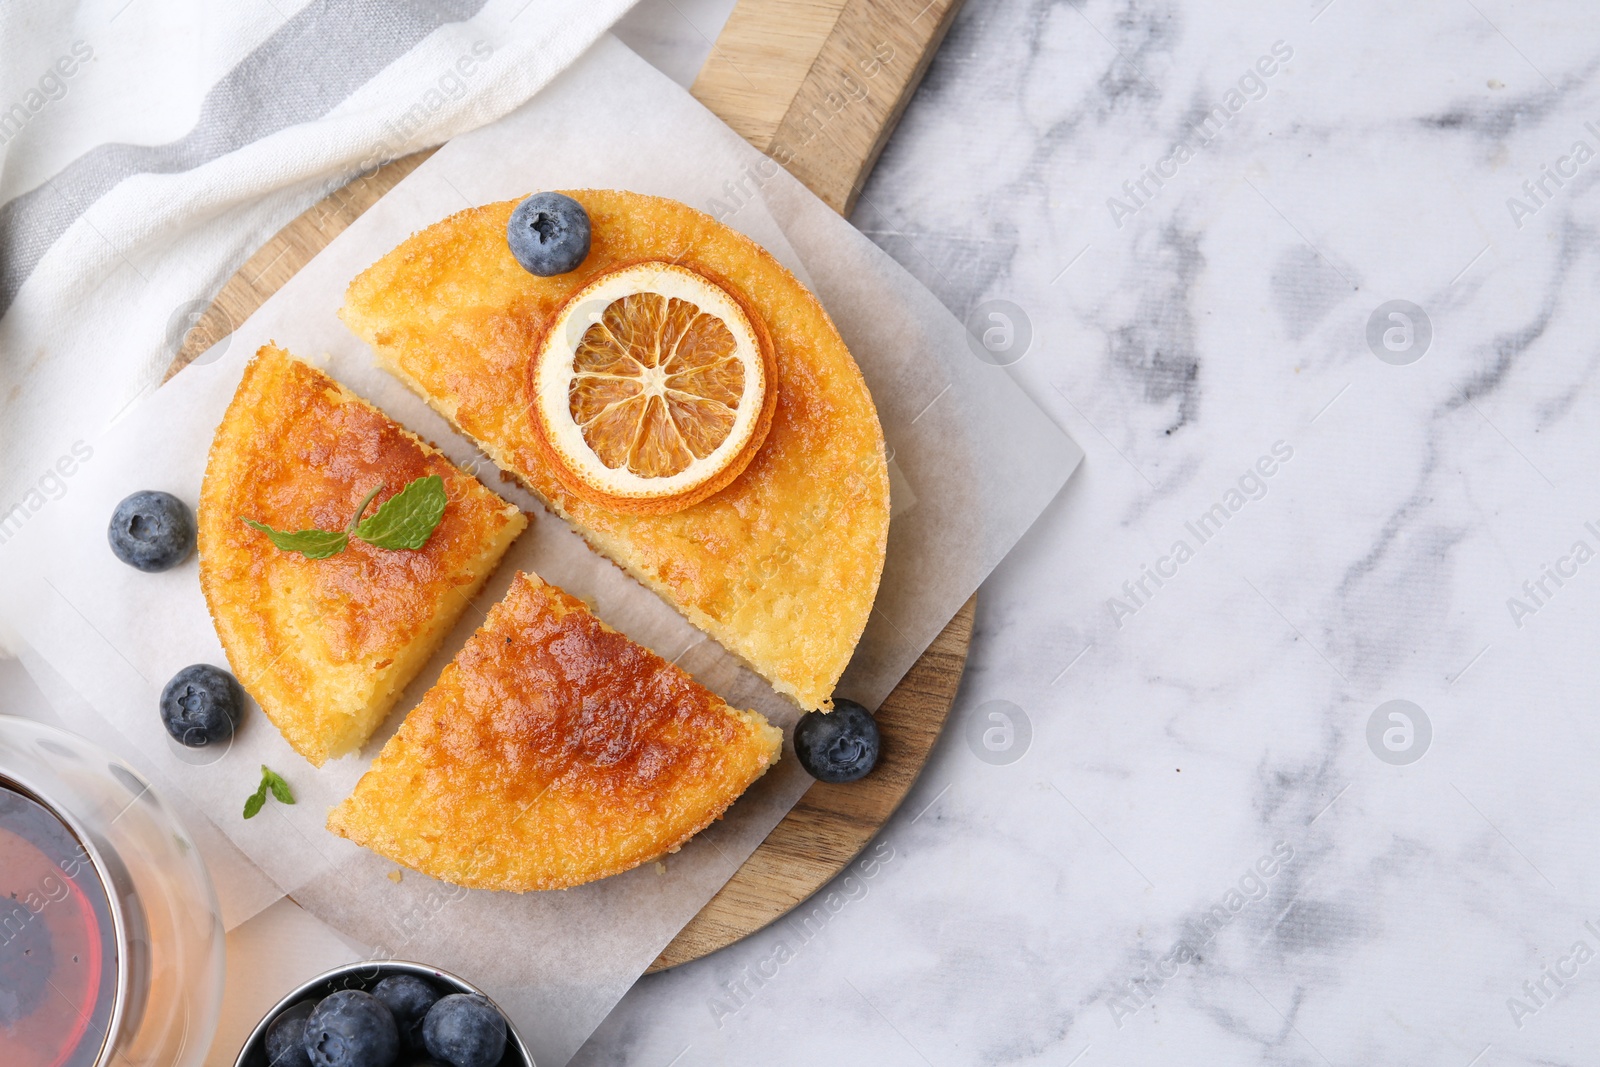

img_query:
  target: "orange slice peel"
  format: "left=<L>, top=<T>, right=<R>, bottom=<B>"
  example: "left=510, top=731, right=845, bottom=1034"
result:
left=530, top=261, right=777, bottom=513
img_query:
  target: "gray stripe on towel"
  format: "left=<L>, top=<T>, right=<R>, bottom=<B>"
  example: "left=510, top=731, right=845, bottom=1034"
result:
left=0, top=0, right=486, bottom=317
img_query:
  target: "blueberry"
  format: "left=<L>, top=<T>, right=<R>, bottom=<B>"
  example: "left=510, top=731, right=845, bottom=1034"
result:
left=301, top=990, right=399, bottom=1067
left=422, top=993, right=506, bottom=1067
left=108, top=490, right=194, bottom=571
left=266, top=1000, right=318, bottom=1067
left=373, top=975, right=440, bottom=1052
left=159, top=664, right=242, bottom=747
left=794, top=699, right=880, bottom=783
left=506, top=192, right=590, bottom=276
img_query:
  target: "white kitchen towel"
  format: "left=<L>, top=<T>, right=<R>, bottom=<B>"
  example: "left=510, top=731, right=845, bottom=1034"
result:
left=0, top=0, right=637, bottom=555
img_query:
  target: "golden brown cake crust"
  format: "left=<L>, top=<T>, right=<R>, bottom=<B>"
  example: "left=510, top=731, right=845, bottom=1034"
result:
left=340, top=191, right=890, bottom=710
left=198, top=345, right=526, bottom=766
left=326, top=571, right=783, bottom=891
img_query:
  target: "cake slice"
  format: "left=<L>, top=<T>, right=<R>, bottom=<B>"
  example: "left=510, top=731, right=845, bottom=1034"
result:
left=198, top=345, right=526, bottom=766
left=327, top=571, right=783, bottom=891
left=340, top=190, right=890, bottom=711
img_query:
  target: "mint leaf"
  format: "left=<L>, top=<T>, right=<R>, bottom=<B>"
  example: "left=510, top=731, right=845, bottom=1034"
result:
left=353, top=475, right=447, bottom=550
left=346, top=484, right=385, bottom=534
left=242, top=519, right=349, bottom=560
left=263, top=766, right=296, bottom=805
left=240, top=476, right=447, bottom=559
left=243, top=765, right=293, bottom=818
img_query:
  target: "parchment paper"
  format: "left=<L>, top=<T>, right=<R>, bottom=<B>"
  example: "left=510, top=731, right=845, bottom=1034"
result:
left=0, top=35, right=1081, bottom=1067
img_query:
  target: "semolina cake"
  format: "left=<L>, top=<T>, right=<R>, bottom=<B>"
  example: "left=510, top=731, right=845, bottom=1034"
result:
left=197, top=345, right=526, bottom=766
left=327, top=570, right=784, bottom=890
left=340, top=190, right=889, bottom=711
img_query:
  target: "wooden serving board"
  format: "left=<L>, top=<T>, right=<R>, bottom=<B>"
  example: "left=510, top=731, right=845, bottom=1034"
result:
left=170, top=0, right=970, bottom=973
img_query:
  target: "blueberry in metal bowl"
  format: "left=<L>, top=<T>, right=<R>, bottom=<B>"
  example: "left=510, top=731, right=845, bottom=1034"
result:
left=266, top=1001, right=317, bottom=1067
left=302, top=990, right=398, bottom=1067
left=373, top=974, right=441, bottom=1052
left=235, top=961, right=532, bottom=1067
left=423, top=994, right=506, bottom=1067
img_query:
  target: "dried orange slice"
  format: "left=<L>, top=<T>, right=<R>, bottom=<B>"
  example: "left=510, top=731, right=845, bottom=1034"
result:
left=530, top=261, right=776, bottom=513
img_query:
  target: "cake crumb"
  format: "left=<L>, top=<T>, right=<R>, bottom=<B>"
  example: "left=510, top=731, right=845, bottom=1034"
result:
left=388, top=869, right=403, bottom=884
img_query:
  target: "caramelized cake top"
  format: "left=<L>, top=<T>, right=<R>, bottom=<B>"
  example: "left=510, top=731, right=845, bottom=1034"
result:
left=327, top=571, right=782, bottom=890
left=199, top=345, right=525, bottom=765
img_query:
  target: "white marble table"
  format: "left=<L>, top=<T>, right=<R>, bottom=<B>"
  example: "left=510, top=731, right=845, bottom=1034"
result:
left=585, top=1, right=1600, bottom=1065
left=11, top=1, right=1600, bottom=1063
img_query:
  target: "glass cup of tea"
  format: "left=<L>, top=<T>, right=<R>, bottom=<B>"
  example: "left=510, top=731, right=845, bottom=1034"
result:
left=0, top=714, right=225, bottom=1067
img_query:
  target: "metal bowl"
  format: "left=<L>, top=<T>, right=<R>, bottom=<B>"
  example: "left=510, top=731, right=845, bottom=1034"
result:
left=234, top=959, right=536, bottom=1067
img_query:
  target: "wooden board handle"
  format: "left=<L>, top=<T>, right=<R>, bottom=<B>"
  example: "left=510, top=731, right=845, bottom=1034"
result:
left=692, top=0, right=966, bottom=215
